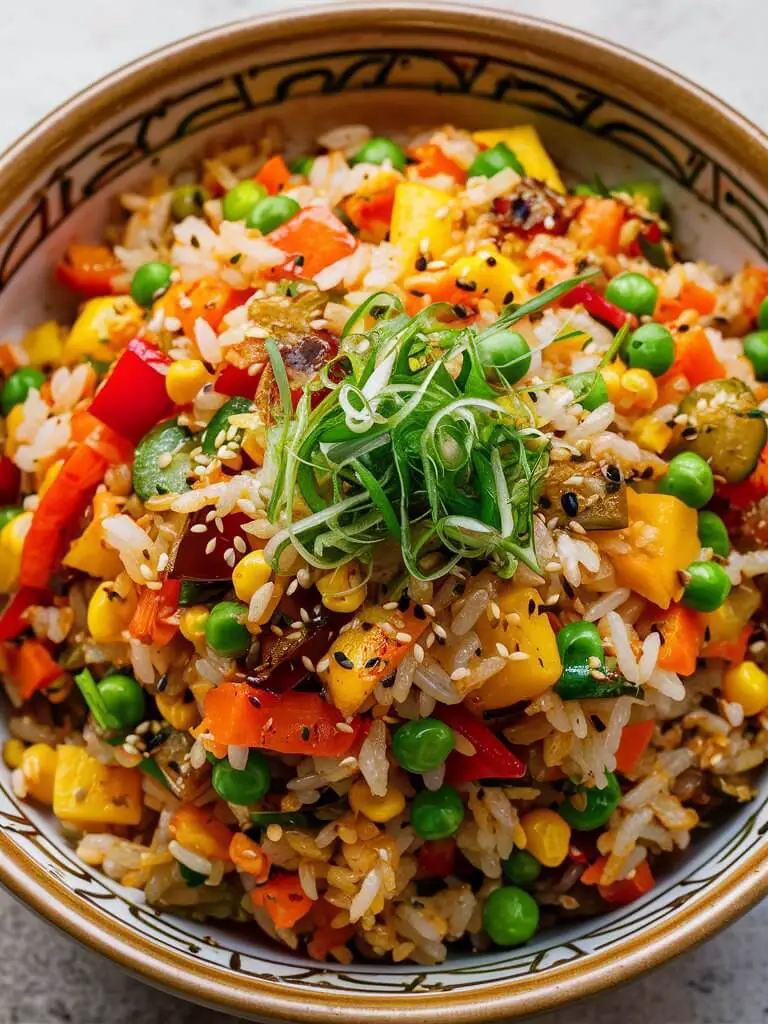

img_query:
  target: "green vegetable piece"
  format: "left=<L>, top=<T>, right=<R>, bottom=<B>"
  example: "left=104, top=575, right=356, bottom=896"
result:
left=1, top=367, right=45, bottom=415
left=482, top=886, right=540, bottom=946
left=624, top=323, right=675, bottom=377
left=132, top=419, right=192, bottom=501
left=565, top=371, right=609, bottom=412
left=468, top=142, right=524, bottom=179
left=179, top=863, right=207, bottom=887
left=559, top=771, right=621, bottom=830
left=249, top=810, right=311, bottom=829
left=246, top=195, right=301, bottom=234
left=289, top=155, right=315, bottom=176
left=743, top=330, right=768, bottom=382
left=139, top=757, right=171, bottom=790
left=211, top=750, right=271, bottom=805
left=572, top=184, right=599, bottom=196
left=351, top=137, right=407, bottom=171
left=222, top=180, right=267, bottom=222
left=130, top=261, right=173, bottom=307
left=178, top=580, right=229, bottom=607
left=614, top=179, right=665, bottom=213
left=543, top=459, right=627, bottom=531
left=171, top=184, right=209, bottom=222
left=477, top=329, right=531, bottom=385
left=698, top=510, right=730, bottom=558
left=392, top=718, right=455, bottom=774
left=557, top=621, right=605, bottom=670
left=201, top=395, right=253, bottom=457
left=676, top=378, right=767, bottom=484
left=411, top=784, right=465, bottom=840
left=97, top=673, right=145, bottom=731
left=502, top=849, right=542, bottom=888
left=205, top=600, right=251, bottom=657
left=555, top=622, right=642, bottom=700
left=682, top=560, right=732, bottom=612
left=0, top=506, right=23, bottom=531
left=758, top=297, right=768, bottom=331
left=605, top=272, right=658, bottom=317
left=658, top=451, right=714, bottom=509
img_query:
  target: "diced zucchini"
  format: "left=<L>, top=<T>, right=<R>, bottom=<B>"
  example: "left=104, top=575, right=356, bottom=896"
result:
left=677, top=378, right=767, bottom=483
left=542, top=460, right=628, bottom=530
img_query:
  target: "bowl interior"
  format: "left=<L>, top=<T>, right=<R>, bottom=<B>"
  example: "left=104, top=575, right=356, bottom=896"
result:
left=1, top=7, right=768, bottom=1021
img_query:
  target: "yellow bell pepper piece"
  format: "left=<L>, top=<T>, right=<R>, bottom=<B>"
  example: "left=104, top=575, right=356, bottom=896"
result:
left=63, top=493, right=124, bottom=579
left=629, top=415, right=673, bottom=455
left=0, top=511, right=33, bottom=593
left=21, top=743, right=58, bottom=805
left=474, top=586, right=562, bottom=708
left=53, top=744, right=142, bottom=825
left=22, top=321, right=65, bottom=367
left=390, top=182, right=454, bottom=267
left=701, top=581, right=761, bottom=644
left=473, top=126, right=565, bottom=192
left=448, top=248, right=522, bottom=307
left=595, top=491, right=699, bottom=609
left=63, top=295, right=143, bottom=364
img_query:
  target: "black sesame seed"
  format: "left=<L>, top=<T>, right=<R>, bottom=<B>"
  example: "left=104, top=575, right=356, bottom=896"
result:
left=486, top=256, right=497, bottom=267
left=156, top=674, right=169, bottom=692
left=248, top=694, right=262, bottom=708
left=452, top=304, right=471, bottom=319
left=294, top=254, right=305, bottom=267
left=411, top=289, right=426, bottom=298
left=560, top=492, right=579, bottom=517
left=301, top=726, right=311, bottom=741
left=528, top=598, right=536, bottom=616
left=398, top=593, right=411, bottom=612
left=503, top=291, right=515, bottom=305
left=539, top=496, right=552, bottom=509
left=381, top=673, right=396, bottom=688
left=605, top=465, right=622, bottom=482
left=415, top=255, right=428, bottom=271
left=334, top=651, right=354, bottom=669
left=456, top=278, right=477, bottom=292
left=365, top=657, right=381, bottom=669
left=413, top=604, right=426, bottom=620
left=535, top=278, right=546, bottom=293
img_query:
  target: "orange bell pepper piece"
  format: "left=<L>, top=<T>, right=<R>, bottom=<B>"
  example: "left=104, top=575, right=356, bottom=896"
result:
left=128, top=578, right=180, bottom=647
left=167, top=277, right=252, bottom=339
left=409, top=143, right=467, bottom=184
left=671, top=327, right=725, bottom=386
left=615, top=719, right=655, bottom=776
left=678, top=280, right=717, bottom=315
left=269, top=206, right=357, bottom=279
left=251, top=872, right=313, bottom=929
left=599, top=859, right=655, bottom=905
left=229, top=833, right=270, bottom=881
left=307, top=899, right=356, bottom=961
left=55, top=244, right=124, bottom=297
left=255, top=155, right=291, bottom=195
left=717, top=444, right=768, bottom=508
left=703, top=624, right=751, bottom=663
left=343, top=186, right=396, bottom=242
left=573, top=197, right=625, bottom=255
left=652, top=603, right=705, bottom=676
left=170, top=805, right=234, bottom=862
left=6, top=640, right=63, bottom=701
left=580, top=855, right=608, bottom=886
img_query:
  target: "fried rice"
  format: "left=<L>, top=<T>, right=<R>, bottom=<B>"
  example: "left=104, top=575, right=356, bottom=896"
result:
left=2, top=119, right=768, bottom=964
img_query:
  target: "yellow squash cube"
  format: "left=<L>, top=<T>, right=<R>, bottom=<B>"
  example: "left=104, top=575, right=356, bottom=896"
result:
left=473, top=126, right=565, bottom=192
left=53, top=745, right=142, bottom=826
left=390, top=182, right=455, bottom=267
left=448, top=248, right=522, bottom=307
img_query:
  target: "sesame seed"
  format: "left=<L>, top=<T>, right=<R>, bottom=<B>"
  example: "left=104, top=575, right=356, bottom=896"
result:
left=507, top=612, right=521, bottom=626
left=190, top=523, right=207, bottom=534
left=290, top=620, right=303, bottom=630
left=489, top=601, right=501, bottom=620
left=286, top=579, right=298, bottom=596
left=413, top=644, right=425, bottom=664
left=205, top=538, right=217, bottom=555
left=139, top=564, right=153, bottom=580
left=300, top=607, right=310, bottom=624
left=433, top=623, right=448, bottom=640
left=297, top=567, right=312, bottom=588
left=157, top=452, right=173, bottom=469
left=223, top=548, right=236, bottom=567
left=422, top=604, right=436, bottom=618
left=214, top=517, right=224, bottom=533
left=316, top=657, right=330, bottom=673
left=425, top=632, right=436, bottom=648
left=508, top=651, right=530, bottom=661
left=569, top=521, right=586, bottom=534
left=205, top=510, right=217, bottom=522
left=380, top=622, right=396, bottom=637
left=335, top=722, right=354, bottom=733
left=496, top=642, right=510, bottom=658
left=157, top=552, right=169, bottom=572
left=270, top=624, right=285, bottom=637
left=233, top=536, right=247, bottom=554
left=451, top=667, right=471, bottom=681
left=383, top=601, right=399, bottom=611
left=301, top=656, right=315, bottom=672
left=214, top=430, right=226, bottom=448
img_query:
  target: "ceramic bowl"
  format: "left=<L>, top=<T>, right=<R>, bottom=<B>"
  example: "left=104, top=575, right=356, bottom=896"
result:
left=1, top=4, right=767, bottom=1021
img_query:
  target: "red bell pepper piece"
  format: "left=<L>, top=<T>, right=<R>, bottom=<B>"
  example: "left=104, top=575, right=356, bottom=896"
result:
left=307, top=899, right=356, bottom=961
left=615, top=719, right=655, bottom=776
left=6, top=640, right=63, bottom=700
left=255, top=156, right=292, bottom=196
left=436, top=704, right=526, bottom=784
left=20, top=444, right=109, bottom=589
left=89, top=338, right=174, bottom=444
left=251, top=872, right=313, bottom=929
left=129, top=578, right=180, bottom=647
left=716, top=444, right=768, bottom=509
left=0, top=457, right=21, bottom=505
left=0, top=587, right=50, bottom=642
left=269, top=206, right=357, bottom=279
left=169, top=511, right=251, bottom=582
left=416, top=839, right=458, bottom=879
left=599, top=859, right=655, bottom=905
left=559, top=283, right=636, bottom=332
left=214, top=363, right=260, bottom=399
left=409, top=143, right=467, bottom=184
left=55, top=244, right=123, bottom=296
left=203, top=683, right=361, bottom=756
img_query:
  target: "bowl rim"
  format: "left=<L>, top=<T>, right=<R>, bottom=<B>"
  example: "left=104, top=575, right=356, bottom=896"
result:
left=1, top=3, right=768, bottom=1020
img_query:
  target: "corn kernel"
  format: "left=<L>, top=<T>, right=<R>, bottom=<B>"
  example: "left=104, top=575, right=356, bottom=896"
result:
left=21, top=743, right=58, bottom=804
left=3, top=403, right=25, bottom=458
left=86, top=574, right=137, bottom=642
left=232, top=550, right=272, bottom=603
left=349, top=779, right=406, bottom=823
left=3, top=738, right=25, bottom=770
left=180, top=605, right=209, bottom=645
left=23, top=321, right=64, bottom=367
left=620, top=368, right=658, bottom=411
left=723, top=662, right=768, bottom=717
left=165, top=358, right=213, bottom=405
left=601, top=360, right=625, bottom=405
left=0, top=511, right=33, bottom=593
left=519, top=808, right=571, bottom=867
left=629, top=415, right=673, bottom=455
left=156, top=691, right=201, bottom=731
left=317, top=562, right=367, bottom=614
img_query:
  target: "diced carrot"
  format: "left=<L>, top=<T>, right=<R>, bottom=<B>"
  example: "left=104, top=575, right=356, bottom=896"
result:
left=599, top=859, right=655, bottom=905
left=573, top=197, right=625, bottom=255
left=678, top=280, right=717, bottom=315
left=251, top=872, right=313, bottom=929
left=615, top=720, right=655, bottom=776
left=0, top=344, right=20, bottom=375
left=128, top=579, right=180, bottom=647
left=6, top=640, right=63, bottom=701
left=654, top=297, right=685, bottom=324
left=170, top=805, right=234, bottom=862
left=409, top=143, right=467, bottom=184
left=343, top=186, right=396, bottom=242
left=654, top=603, right=705, bottom=676
left=229, top=833, right=270, bottom=881
left=269, top=206, right=357, bottom=279
left=580, top=855, right=608, bottom=886
left=671, top=327, right=725, bottom=386
left=703, top=624, right=751, bottom=663
left=739, top=264, right=768, bottom=324
left=654, top=369, right=690, bottom=407
left=255, top=155, right=291, bottom=196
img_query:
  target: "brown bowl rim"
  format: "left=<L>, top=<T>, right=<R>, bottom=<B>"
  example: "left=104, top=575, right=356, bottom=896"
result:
left=1, top=3, right=768, bottom=1020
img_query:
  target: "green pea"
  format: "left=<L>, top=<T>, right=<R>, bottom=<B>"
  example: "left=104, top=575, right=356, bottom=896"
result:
left=392, top=719, right=455, bottom=774
left=1, top=367, right=45, bottom=415
left=559, top=771, right=621, bottom=831
left=482, top=886, right=540, bottom=947
left=171, top=184, right=210, bottom=221
left=246, top=195, right=301, bottom=235
left=566, top=371, right=609, bottom=412
left=682, top=560, right=732, bottom=612
left=743, top=330, right=768, bottom=382
left=615, top=179, right=665, bottom=213
left=289, top=155, right=315, bottom=176
left=205, top=600, right=251, bottom=657
left=477, top=329, right=531, bottom=385
left=97, top=673, right=145, bottom=731
left=502, top=850, right=542, bottom=888
left=411, top=784, right=465, bottom=840
left=351, top=137, right=407, bottom=171
left=758, top=297, right=768, bottom=332
left=468, top=142, right=524, bottom=179
left=130, top=261, right=173, bottom=307
left=0, top=506, right=22, bottom=531
left=222, top=179, right=267, bottom=222
left=211, top=750, right=271, bottom=805
left=605, top=272, right=658, bottom=317
left=698, top=510, right=730, bottom=558
left=624, top=323, right=675, bottom=377
left=658, top=451, right=714, bottom=509
left=179, top=863, right=207, bottom=887
left=557, top=621, right=605, bottom=669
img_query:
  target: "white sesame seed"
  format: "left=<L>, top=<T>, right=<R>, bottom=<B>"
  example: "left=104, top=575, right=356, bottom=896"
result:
left=290, top=620, right=303, bottom=630
left=489, top=601, right=501, bottom=621
left=496, top=642, right=510, bottom=658
left=299, top=607, right=310, bottom=624
left=205, top=509, right=217, bottom=522
left=380, top=622, right=396, bottom=637
left=508, top=651, right=530, bottom=661
left=301, top=656, right=315, bottom=672
left=316, top=657, right=330, bottom=673
left=286, top=579, right=299, bottom=596
left=413, top=644, right=425, bottom=664
left=395, top=631, right=412, bottom=644
left=382, top=601, right=399, bottom=611
left=204, top=538, right=217, bottom=555
left=214, top=430, right=226, bottom=448
left=297, top=567, right=312, bottom=588
left=157, top=552, right=169, bottom=573
left=233, top=536, right=247, bottom=554
left=421, top=604, right=436, bottom=618
left=451, top=667, right=471, bottom=681
left=190, top=523, right=207, bottom=534
left=214, top=517, right=224, bottom=534
left=425, top=632, right=436, bottom=648
left=223, top=548, right=236, bottom=567
left=139, top=564, right=154, bottom=580
left=335, top=722, right=354, bottom=733
left=271, top=624, right=284, bottom=637
left=569, top=520, right=586, bottom=535
left=507, top=612, right=521, bottom=626
left=433, top=623, right=448, bottom=640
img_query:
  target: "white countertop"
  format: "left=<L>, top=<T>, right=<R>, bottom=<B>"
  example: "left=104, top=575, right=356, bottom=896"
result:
left=1, top=1, right=766, bottom=1021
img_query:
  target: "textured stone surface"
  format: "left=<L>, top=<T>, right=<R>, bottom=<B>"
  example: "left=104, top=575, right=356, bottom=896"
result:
left=0, top=1, right=766, bottom=1021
